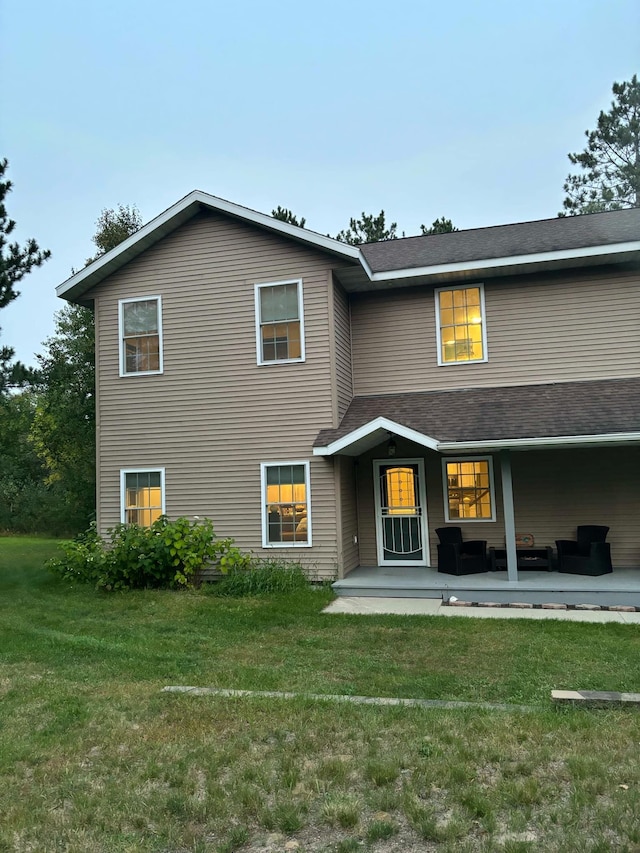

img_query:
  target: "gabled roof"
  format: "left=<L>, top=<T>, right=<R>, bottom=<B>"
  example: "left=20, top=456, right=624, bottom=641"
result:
left=313, top=377, right=640, bottom=455
left=57, top=190, right=361, bottom=303
left=57, top=191, right=640, bottom=304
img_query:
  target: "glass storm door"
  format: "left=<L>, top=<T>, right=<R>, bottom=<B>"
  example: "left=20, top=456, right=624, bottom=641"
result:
left=374, top=460, right=428, bottom=566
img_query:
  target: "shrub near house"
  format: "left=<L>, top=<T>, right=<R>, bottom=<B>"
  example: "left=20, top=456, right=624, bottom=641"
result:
left=46, top=516, right=239, bottom=589
left=47, top=515, right=310, bottom=593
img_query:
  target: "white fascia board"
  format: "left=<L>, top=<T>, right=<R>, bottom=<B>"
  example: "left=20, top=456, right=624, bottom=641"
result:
left=358, top=251, right=375, bottom=281
left=57, top=190, right=360, bottom=300
left=57, top=191, right=202, bottom=298
left=365, top=240, right=640, bottom=283
left=193, top=192, right=361, bottom=259
left=313, top=417, right=439, bottom=456
left=437, top=432, right=640, bottom=452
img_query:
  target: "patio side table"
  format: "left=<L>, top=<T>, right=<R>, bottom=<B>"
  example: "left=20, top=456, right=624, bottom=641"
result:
left=489, top=546, right=554, bottom=572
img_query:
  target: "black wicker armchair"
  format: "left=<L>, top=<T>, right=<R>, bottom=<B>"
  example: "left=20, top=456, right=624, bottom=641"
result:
left=435, top=526, right=488, bottom=576
left=556, top=525, right=613, bottom=576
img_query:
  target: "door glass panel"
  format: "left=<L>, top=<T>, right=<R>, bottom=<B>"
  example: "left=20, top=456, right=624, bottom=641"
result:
left=383, top=467, right=417, bottom=515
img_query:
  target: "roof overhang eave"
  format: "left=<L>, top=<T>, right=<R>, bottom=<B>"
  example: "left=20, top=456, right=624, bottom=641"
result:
left=438, top=432, right=640, bottom=452
left=364, top=241, right=640, bottom=284
left=314, top=426, right=640, bottom=456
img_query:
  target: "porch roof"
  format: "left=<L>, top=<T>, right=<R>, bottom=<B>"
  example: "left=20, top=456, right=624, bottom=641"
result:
left=313, top=377, right=640, bottom=455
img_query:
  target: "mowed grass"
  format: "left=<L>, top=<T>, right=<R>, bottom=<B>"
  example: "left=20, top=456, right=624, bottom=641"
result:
left=2, top=536, right=640, bottom=852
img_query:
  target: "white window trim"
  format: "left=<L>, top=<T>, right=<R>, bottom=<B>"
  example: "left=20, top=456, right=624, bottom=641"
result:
left=260, top=460, right=312, bottom=548
left=434, top=283, right=488, bottom=367
left=254, top=279, right=306, bottom=366
left=441, top=456, right=496, bottom=523
left=120, top=467, right=166, bottom=524
left=118, top=295, right=164, bottom=377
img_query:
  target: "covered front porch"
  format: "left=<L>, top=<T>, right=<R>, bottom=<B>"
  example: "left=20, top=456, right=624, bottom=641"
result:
left=332, top=564, right=640, bottom=607
left=313, top=383, right=640, bottom=605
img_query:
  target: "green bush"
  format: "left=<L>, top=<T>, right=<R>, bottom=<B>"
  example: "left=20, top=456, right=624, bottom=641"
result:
left=45, top=522, right=106, bottom=584
left=213, top=558, right=311, bottom=596
left=47, top=516, right=237, bottom=590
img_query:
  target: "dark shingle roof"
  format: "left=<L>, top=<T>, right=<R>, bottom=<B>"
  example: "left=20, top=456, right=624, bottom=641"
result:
left=360, top=208, right=640, bottom=274
left=314, top=377, right=640, bottom=447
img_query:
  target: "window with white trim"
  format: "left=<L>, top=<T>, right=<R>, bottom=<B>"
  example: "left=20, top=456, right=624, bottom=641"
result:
left=435, top=285, right=487, bottom=365
left=119, top=296, right=163, bottom=376
left=255, top=280, right=305, bottom=364
left=442, top=457, right=495, bottom=521
left=121, top=469, right=165, bottom=527
left=261, top=462, right=311, bottom=546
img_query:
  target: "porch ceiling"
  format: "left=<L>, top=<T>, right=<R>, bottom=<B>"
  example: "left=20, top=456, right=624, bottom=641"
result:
left=314, top=377, right=640, bottom=455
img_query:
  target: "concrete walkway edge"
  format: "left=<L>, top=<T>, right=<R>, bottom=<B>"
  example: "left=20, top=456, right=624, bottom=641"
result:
left=162, top=685, right=534, bottom=713
left=323, top=596, right=640, bottom=622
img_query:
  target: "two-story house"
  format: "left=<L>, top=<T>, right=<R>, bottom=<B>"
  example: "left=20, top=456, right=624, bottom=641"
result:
left=57, top=192, right=640, bottom=603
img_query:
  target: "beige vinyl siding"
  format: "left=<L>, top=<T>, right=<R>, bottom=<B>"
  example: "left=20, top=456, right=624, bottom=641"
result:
left=336, top=456, right=359, bottom=577
left=333, top=278, right=353, bottom=420
left=89, top=211, right=340, bottom=578
left=352, top=441, right=639, bottom=572
left=351, top=268, right=640, bottom=395
left=510, top=447, right=640, bottom=569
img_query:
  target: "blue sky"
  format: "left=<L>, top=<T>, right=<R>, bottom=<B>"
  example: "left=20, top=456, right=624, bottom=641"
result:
left=2, top=0, right=638, bottom=367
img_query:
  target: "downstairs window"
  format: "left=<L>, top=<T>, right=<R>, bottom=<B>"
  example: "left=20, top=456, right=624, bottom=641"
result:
left=443, top=458, right=495, bottom=521
left=261, top=462, right=311, bottom=546
left=121, top=469, right=165, bottom=527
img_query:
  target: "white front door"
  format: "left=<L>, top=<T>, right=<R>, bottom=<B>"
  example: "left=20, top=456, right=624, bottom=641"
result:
left=374, top=459, right=429, bottom=566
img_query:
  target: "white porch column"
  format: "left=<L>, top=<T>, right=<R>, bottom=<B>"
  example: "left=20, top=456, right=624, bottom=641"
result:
left=500, top=450, right=518, bottom=582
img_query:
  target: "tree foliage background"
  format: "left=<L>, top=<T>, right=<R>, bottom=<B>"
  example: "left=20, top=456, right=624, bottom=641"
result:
left=0, top=159, right=54, bottom=530
left=0, top=158, right=50, bottom=393
left=0, top=391, right=55, bottom=532
left=29, top=204, right=142, bottom=532
left=561, top=74, right=640, bottom=215
left=271, top=206, right=306, bottom=228
left=272, top=207, right=457, bottom=242
left=0, top=202, right=140, bottom=533
left=31, top=304, right=96, bottom=531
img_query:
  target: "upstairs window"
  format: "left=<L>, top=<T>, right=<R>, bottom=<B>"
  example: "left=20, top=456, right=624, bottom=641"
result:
left=119, top=296, right=163, bottom=376
left=443, top=458, right=495, bottom=521
left=121, top=469, right=165, bottom=527
left=435, top=285, right=487, bottom=365
left=255, top=280, right=305, bottom=364
left=261, top=462, right=311, bottom=547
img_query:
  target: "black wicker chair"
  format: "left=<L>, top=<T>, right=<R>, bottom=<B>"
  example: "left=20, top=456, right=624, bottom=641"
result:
left=556, top=525, right=613, bottom=576
left=435, top=526, right=488, bottom=576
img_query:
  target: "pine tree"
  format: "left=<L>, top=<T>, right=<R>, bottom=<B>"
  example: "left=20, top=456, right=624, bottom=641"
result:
left=271, top=206, right=306, bottom=228
left=335, top=211, right=399, bottom=245
left=561, top=74, right=640, bottom=215
left=420, top=217, right=458, bottom=235
left=0, top=159, right=51, bottom=392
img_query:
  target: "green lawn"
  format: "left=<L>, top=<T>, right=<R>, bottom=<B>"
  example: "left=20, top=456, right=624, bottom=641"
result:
left=2, top=536, right=640, bottom=852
